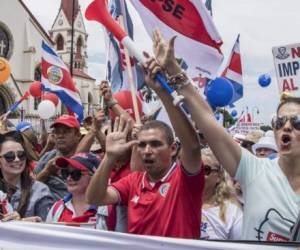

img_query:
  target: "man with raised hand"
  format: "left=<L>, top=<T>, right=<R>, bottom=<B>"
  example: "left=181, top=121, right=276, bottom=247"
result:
left=87, top=59, right=203, bottom=238
left=151, top=28, right=300, bottom=241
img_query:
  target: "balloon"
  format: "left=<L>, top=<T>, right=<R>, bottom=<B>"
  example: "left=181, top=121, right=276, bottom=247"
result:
left=110, top=90, right=143, bottom=120
left=37, top=100, right=56, bottom=119
left=206, top=77, right=234, bottom=107
left=258, top=74, right=271, bottom=87
left=0, top=57, right=11, bottom=84
left=29, top=81, right=42, bottom=97
left=42, top=92, right=59, bottom=106
left=231, top=110, right=238, bottom=117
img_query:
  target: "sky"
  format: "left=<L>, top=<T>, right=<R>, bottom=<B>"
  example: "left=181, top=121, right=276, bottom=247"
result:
left=22, top=0, right=300, bottom=124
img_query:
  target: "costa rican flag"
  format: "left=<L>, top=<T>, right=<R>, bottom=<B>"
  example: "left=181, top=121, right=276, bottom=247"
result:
left=105, top=0, right=144, bottom=93
left=129, top=0, right=223, bottom=79
left=41, top=41, right=84, bottom=122
left=222, top=35, right=243, bottom=106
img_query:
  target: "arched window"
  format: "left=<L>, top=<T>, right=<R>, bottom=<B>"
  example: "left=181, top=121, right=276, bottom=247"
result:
left=33, top=65, right=41, bottom=110
left=56, top=34, right=64, bottom=51
left=76, top=36, right=83, bottom=58
left=34, top=65, right=41, bottom=81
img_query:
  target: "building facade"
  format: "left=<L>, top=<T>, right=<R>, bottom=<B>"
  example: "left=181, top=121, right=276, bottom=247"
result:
left=0, top=0, right=97, bottom=119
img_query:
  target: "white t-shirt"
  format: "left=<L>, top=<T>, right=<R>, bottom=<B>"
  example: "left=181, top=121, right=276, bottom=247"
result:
left=200, top=201, right=243, bottom=240
left=235, top=148, right=300, bottom=241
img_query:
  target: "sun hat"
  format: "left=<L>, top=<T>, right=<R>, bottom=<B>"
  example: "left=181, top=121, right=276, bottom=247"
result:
left=252, top=131, right=278, bottom=154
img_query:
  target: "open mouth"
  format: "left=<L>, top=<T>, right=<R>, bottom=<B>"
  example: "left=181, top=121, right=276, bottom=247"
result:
left=143, top=159, right=155, bottom=165
left=281, top=134, right=291, bottom=146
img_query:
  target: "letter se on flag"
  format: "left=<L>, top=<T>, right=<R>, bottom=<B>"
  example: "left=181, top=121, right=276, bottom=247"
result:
left=141, top=0, right=220, bottom=49
left=131, top=0, right=223, bottom=78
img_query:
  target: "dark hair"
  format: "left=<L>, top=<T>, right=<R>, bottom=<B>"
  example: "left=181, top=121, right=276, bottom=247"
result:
left=140, top=120, right=174, bottom=145
left=277, top=97, right=300, bottom=114
left=0, top=132, right=33, bottom=217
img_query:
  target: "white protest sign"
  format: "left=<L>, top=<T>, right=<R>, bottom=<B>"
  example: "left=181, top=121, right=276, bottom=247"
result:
left=272, top=43, right=300, bottom=94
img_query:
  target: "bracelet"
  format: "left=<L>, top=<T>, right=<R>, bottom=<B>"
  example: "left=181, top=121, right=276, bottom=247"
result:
left=167, top=70, right=191, bottom=90
left=105, top=99, right=118, bottom=109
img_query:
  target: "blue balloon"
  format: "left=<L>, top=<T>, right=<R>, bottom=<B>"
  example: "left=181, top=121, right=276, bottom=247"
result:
left=206, top=77, right=234, bottom=107
left=231, top=110, right=238, bottom=117
left=258, top=74, right=271, bottom=87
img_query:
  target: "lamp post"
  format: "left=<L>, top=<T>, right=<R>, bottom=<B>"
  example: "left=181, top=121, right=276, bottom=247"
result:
left=252, top=106, right=259, bottom=123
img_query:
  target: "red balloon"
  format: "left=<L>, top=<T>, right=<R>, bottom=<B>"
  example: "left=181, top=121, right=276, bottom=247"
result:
left=42, top=92, right=59, bottom=106
left=29, top=81, right=42, bottom=97
left=110, top=90, right=143, bottom=120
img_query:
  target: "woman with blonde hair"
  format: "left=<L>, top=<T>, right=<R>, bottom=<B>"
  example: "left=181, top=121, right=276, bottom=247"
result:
left=200, top=148, right=243, bottom=240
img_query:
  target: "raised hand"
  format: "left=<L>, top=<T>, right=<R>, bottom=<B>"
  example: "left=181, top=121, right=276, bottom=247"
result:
left=105, top=116, right=137, bottom=160
left=142, top=52, right=164, bottom=91
left=152, top=28, right=181, bottom=76
left=99, top=80, right=113, bottom=102
left=92, top=108, right=106, bottom=132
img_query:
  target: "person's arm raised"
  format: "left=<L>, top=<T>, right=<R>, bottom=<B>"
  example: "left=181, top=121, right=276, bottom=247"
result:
left=143, top=52, right=201, bottom=174
left=152, top=29, right=241, bottom=177
left=86, top=116, right=137, bottom=206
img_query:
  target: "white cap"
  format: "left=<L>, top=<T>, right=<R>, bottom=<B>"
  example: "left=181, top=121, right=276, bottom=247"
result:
left=252, top=131, right=278, bottom=154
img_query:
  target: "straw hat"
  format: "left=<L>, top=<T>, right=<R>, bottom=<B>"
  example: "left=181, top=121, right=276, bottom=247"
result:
left=241, top=130, right=264, bottom=144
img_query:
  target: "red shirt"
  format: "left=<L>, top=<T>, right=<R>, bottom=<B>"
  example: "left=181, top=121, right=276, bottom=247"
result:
left=111, top=162, right=204, bottom=239
left=110, top=160, right=131, bottom=183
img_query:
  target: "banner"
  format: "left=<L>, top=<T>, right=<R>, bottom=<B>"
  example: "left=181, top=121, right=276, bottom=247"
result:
left=129, top=0, right=223, bottom=79
left=272, top=43, right=300, bottom=95
left=0, top=222, right=293, bottom=250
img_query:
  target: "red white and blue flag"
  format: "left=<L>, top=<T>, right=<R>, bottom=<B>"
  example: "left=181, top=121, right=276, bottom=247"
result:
left=8, top=91, right=30, bottom=113
left=129, top=0, right=223, bottom=79
left=222, top=35, right=243, bottom=106
left=105, top=0, right=144, bottom=93
left=41, top=41, right=83, bottom=122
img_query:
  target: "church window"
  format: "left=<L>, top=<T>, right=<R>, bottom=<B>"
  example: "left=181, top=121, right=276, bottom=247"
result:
left=0, top=25, right=11, bottom=58
left=56, top=34, right=64, bottom=51
left=33, top=65, right=41, bottom=110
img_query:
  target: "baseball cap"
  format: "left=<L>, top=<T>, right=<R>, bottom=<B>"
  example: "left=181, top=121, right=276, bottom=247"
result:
left=50, top=115, right=80, bottom=129
left=16, top=121, right=32, bottom=132
left=56, top=152, right=100, bottom=173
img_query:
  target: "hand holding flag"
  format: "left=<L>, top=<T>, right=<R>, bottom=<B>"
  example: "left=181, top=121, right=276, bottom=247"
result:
left=85, top=0, right=184, bottom=106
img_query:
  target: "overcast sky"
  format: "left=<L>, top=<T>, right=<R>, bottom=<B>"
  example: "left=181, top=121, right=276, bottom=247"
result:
left=23, top=0, right=300, bottom=124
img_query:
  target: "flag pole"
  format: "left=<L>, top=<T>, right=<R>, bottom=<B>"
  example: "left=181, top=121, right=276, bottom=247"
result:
left=70, top=0, right=75, bottom=76
left=117, top=16, right=141, bottom=125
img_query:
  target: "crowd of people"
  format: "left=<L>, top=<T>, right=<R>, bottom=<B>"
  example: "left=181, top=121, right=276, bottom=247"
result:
left=0, top=29, right=299, bottom=244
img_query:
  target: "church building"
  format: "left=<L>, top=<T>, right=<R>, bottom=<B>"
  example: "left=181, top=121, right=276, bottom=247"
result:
left=0, top=0, right=97, bottom=119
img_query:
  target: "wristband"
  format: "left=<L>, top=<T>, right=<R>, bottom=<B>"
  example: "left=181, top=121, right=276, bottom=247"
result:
left=105, top=99, right=118, bottom=109
left=167, top=70, right=191, bottom=90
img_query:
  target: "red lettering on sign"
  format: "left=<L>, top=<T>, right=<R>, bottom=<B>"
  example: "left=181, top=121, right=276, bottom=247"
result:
left=267, top=232, right=289, bottom=242
left=291, top=47, right=300, bottom=59
left=282, top=78, right=299, bottom=92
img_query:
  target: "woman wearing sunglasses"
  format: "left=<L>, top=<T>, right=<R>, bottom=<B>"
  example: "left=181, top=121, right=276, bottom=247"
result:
left=151, top=29, right=300, bottom=241
left=46, top=152, right=100, bottom=227
left=0, top=131, right=53, bottom=221
left=200, top=148, right=242, bottom=240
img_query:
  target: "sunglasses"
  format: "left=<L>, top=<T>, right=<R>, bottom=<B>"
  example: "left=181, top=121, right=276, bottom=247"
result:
left=272, top=115, right=300, bottom=131
left=204, top=165, right=219, bottom=176
left=241, top=141, right=254, bottom=149
left=61, top=168, right=84, bottom=181
left=0, top=151, right=26, bottom=163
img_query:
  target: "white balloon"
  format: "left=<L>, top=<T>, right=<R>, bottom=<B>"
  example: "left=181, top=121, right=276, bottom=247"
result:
left=38, top=100, right=56, bottom=119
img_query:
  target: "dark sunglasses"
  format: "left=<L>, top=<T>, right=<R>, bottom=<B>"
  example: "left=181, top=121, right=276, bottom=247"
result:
left=272, top=115, right=300, bottom=131
left=0, top=151, right=26, bottom=163
left=204, top=165, right=219, bottom=176
left=61, top=168, right=84, bottom=181
left=241, top=141, right=254, bottom=149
